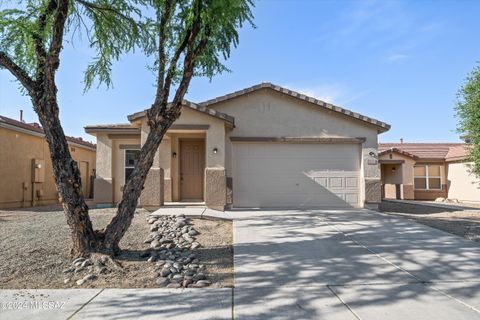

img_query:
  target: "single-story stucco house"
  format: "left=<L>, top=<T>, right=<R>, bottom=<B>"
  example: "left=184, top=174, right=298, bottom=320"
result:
left=85, top=83, right=391, bottom=210
left=379, top=142, right=480, bottom=202
left=0, top=114, right=96, bottom=209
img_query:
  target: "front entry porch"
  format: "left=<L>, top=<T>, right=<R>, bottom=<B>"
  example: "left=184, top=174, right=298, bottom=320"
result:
left=137, top=105, right=232, bottom=211
left=380, top=159, right=414, bottom=200
left=381, top=161, right=404, bottom=199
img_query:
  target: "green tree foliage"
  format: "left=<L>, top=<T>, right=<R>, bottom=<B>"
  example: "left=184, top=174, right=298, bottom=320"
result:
left=456, top=64, right=480, bottom=176
left=0, top=0, right=145, bottom=91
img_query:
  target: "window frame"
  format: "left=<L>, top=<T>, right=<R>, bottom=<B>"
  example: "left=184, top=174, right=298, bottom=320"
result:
left=414, top=164, right=442, bottom=190
left=124, top=149, right=141, bottom=185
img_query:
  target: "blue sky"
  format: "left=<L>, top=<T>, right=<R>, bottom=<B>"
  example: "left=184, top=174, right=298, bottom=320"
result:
left=1, top=0, right=480, bottom=143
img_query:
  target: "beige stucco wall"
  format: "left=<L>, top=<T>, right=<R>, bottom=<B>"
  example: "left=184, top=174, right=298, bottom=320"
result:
left=447, top=162, right=480, bottom=202
left=208, top=89, right=379, bottom=146
left=207, top=88, right=383, bottom=206
left=381, top=164, right=403, bottom=184
left=0, top=127, right=96, bottom=209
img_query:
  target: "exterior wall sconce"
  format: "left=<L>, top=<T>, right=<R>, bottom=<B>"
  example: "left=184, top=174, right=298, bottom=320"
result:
left=172, top=152, right=177, bottom=158
left=213, top=148, right=218, bottom=154
left=392, top=166, right=396, bottom=173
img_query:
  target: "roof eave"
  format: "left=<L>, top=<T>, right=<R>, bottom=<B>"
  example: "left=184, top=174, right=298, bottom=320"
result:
left=84, top=127, right=140, bottom=135
left=378, top=148, right=418, bottom=160
left=127, top=101, right=235, bottom=126
left=445, top=156, right=468, bottom=162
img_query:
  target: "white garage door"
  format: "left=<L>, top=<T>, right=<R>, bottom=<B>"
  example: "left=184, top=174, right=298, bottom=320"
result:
left=232, top=143, right=361, bottom=208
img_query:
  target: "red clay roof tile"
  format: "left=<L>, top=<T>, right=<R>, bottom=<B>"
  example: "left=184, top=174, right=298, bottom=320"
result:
left=379, top=143, right=467, bottom=160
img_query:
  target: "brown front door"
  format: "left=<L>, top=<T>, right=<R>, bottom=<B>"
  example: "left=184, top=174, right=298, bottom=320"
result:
left=180, top=140, right=205, bottom=201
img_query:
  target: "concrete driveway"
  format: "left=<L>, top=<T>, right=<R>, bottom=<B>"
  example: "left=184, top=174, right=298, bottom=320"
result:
left=233, top=208, right=480, bottom=319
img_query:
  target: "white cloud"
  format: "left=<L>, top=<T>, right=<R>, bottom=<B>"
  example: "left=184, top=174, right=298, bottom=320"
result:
left=284, top=84, right=344, bottom=104
left=387, top=53, right=409, bottom=62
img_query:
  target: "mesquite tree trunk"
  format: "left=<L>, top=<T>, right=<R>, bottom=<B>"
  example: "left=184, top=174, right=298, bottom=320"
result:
left=32, top=94, right=97, bottom=258
left=25, top=0, right=98, bottom=258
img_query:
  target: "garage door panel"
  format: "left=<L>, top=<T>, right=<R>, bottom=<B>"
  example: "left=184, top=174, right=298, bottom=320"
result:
left=232, top=143, right=361, bottom=208
left=241, top=191, right=351, bottom=208
left=346, top=177, right=358, bottom=188
left=345, top=193, right=359, bottom=205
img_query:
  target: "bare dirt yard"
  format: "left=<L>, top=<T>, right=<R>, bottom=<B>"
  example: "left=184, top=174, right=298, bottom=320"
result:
left=379, top=200, right=480, bottom=242
left=0, top=206, right=233, bottom=289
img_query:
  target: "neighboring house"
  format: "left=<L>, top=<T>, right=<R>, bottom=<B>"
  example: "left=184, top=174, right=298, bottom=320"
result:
left=85, top=83, right=390, bottom=210
left=379, top=142, right=480, bottom=202
left=0, top=114, right=96, bottom=209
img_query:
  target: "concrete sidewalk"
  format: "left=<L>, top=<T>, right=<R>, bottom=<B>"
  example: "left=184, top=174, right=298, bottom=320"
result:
left=0, top=288, right=233, bottom=320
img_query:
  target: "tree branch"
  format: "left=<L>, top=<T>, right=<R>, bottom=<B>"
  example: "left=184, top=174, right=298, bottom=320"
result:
left=169, top=33, right=208, bottom=112
left=47, top=0, right=70, bottom=69
left=33, top=0, right=57, bottom=80
left=0, top=51, right=36, bottom=93
left=76, top=0, right=139, bottom=26
left=154, top=0, right=173, bottom=104
left=155, top=0, right=202, bottom=115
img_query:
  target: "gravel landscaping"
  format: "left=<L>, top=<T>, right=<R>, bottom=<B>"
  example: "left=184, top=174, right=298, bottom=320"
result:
left=0, top=206, right=233, bottom=289
left=380, top=200, right=480, bottom=242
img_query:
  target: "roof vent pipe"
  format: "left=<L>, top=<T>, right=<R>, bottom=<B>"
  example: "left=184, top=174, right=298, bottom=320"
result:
left=20, top=109, right=24, bottom=122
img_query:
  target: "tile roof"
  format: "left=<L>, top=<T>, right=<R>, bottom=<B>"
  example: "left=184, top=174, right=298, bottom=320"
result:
left=445, top=145, right=469, bottom=161
left=127, top=100, right=235, bottom=126
left=199, top=82, right=390, bottom=132
left=0, top=115, right=96, bottom=150
left=379, top=143, right=467, bottom=161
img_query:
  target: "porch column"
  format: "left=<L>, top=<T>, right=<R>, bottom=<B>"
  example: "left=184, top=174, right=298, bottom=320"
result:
left=139, top=122, right=164, bottom=208
left=94, top=133, right=114, bottom=206
left=362, top=142, right=382, bottom=208
left=401, top=162, right=415, bottom=199
left=205, top=122, right=226, bottom=210
left=158, top=138, right=172, bottom=202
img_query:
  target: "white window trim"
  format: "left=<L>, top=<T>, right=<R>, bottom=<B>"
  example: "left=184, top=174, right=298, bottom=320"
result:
left=414, top=164, right=442, bottom=190
left=124, top=149, right=140, bottom=185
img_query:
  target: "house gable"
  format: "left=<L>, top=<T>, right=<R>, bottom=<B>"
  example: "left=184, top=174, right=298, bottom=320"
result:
left=201, top=83, right=390, bottom=132
left=202, top=88, right=381, bottom=148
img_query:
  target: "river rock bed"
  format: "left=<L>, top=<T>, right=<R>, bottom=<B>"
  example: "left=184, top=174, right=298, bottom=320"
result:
left=62, top=256, right=109, bottom=286
left=145, top=214, right=212, bottom=288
